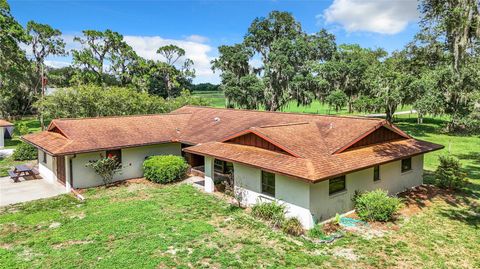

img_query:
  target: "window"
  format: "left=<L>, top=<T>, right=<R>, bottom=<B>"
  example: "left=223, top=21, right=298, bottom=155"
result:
left=214, top=159, right=224, bottom=173
left=329, top=175, right=346, bottom=195
left=373, top=165, right=380, bottom=181
left=42, top=151, right=47, bottom=164
left=261, top=171, right=275, bottom=196
left=106, top=149, right=122, bottom=164
left=401, top=158, right=412, bottom=173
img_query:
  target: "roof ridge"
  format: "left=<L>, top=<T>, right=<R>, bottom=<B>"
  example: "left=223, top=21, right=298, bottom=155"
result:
left=54, top=112, right=192, bottom=121
left=256, top=122, right=310, bottom=128
left=182, top=105, right=384, bottom=121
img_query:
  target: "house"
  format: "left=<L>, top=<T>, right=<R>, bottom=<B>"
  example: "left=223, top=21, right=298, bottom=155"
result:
left=22, top=106, right=443, bottom=228
left=0, top=120, right=14, bottom=148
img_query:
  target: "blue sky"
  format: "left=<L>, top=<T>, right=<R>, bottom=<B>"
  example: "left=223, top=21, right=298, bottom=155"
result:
left=10, top=0, right=421, bottom=83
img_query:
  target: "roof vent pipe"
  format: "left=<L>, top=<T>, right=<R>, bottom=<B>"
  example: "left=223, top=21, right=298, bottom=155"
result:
left=214, top=117, right=221, bottom=123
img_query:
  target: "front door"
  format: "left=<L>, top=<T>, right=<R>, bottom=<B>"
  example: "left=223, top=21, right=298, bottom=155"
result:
left=56, top=156, right=66, bottom=185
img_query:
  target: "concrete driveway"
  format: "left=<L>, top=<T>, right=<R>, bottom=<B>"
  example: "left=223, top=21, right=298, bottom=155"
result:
left=0, top=177, right=67, bottom=207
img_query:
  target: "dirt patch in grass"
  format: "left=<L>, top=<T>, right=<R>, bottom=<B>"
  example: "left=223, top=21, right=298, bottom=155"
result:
left=398, top=184, right=460, bottom=217
left=52, top=240, right=93, bottom=249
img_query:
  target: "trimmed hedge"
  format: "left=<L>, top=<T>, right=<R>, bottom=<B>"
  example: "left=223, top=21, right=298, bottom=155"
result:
left=354, top=189, right=402, bottom=222
left=12, top=142, right=37, bottom=161
left=143, top=155, right=188, bottom=184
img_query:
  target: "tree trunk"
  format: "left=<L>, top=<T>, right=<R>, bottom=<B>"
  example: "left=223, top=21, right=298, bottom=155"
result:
left=417, top=113, right=424, bottom=124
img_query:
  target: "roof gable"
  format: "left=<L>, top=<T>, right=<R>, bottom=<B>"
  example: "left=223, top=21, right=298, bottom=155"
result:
left=334, top=123, right=411, bottom=154
left=223, top=130, right=299, bottom=157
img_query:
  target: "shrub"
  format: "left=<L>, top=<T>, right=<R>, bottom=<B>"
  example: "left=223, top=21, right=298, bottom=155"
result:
left=143, top=155, right=188, bottom=184
left=251, top=201, right=286, bottom=227
left=281, top=217, right=304, bottom=236
left=435, top=155, right=468, bottom=190
left=325, top=90, right=348, bottom=112
left=12, top=142, right=37, bottom=161
left=86, top=156, right=122, bottom=186
left=355, top=189, right=402, bottom=222
left=308, top=223, right=326, bottom=238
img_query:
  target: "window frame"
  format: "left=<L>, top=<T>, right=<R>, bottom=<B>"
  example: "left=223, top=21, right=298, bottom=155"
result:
left=401, top=157, right=412, bottom=173
left=329, top=175, right=346, bottom=195
left=261, top=171, right=276, bottom=197
left=373, top=165, right=380, bottom=181
left=42, top=151, right=47, bottom=164
left=106, top=149, right=122, bottom=164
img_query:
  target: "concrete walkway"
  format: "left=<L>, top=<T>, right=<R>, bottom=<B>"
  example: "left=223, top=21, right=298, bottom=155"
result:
left=0, top=177, right=67, bottom=207
left=0, top=148, right=14, bottom=158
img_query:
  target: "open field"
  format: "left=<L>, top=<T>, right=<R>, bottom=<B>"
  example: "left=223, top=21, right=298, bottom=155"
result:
left=193, top=90, right=415, bottom=115
left=0, top=111, right=479, bottom=268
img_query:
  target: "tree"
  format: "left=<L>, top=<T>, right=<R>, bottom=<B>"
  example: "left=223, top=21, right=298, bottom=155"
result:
left=156, top=44, right=194, bottom=98
left=26, top=21, right=66, bottom=96
left=418, top=0, right=480, bottom=131
left=367, top=51, right=413, bottom=122
left=0, top=0, right=36, bottom=118
left=316, top=44, right=386, bottom=112
left=110, top=40, right=138, bottom=86
left=213, top=11, right=336, bottom=111
left=34, top=85, right=209, bottom=120
left=325, top=90, right=348, bottom=112
left=72, top=30, right=129, bottom=85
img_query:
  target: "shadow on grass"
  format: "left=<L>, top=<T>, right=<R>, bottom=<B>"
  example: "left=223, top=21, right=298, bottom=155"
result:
left=4, top=139, right=20, bottom=148
left=422, top=170, right=480, bottom=227
left=438, top=201, right=480, bottom=228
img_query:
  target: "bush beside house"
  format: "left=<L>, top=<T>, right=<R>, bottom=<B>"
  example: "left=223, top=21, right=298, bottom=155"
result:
left=143, top=155, right=188, bottom=184
left=12, top=142, right=37, bottom=161
left=85, top=156, right=122, bottom=186
left=251, top=201, right=304, bottom=236
left=354, top=189, right=402, bottom=222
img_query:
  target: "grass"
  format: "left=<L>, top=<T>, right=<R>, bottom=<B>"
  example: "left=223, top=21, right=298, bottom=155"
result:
left=0, top=181, right=478, bottom=268
left=0, top=183, right=339, bottom=268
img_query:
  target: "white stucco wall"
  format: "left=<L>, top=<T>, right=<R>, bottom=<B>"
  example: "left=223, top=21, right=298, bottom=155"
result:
left=233, top=163, right=315, bottom=228
left=310, top=155, right=424, bottom=222
left=38, top=149, right=57, bottom=183
left=72, top=143, right=182, bottom=189
left=231, top=155, right=424, bottom=228
left=0, top=127, right=4, bottom=148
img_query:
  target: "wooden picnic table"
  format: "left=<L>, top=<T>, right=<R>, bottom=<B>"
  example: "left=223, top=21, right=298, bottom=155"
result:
left=9, top=165, right=39, bottom=182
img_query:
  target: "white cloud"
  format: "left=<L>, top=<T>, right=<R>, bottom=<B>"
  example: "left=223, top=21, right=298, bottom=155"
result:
left=322, top=0, right=419, bottom=35
left=185, top=34, right=209, bottom=43
left=45, top=60, right=71, bottom=68
left=22, top=33, right=219, bottom=83
left=124, top=35, right=217, bottom=82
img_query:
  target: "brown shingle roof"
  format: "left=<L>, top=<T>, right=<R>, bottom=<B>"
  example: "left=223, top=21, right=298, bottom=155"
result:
left=22, top=113, right=191, bottom=155
left=184, top=139, right=443, bottom=182
left=0, top=119, right=13, bottom=127
left=22, top=106, right=443, bottom=181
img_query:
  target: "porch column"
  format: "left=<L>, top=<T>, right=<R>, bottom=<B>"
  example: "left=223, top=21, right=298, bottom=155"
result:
left=0, top=127, right=4, bottom=148
left=64, top=155, right=72, bottom=192
left=204, top=156, right=215, bottom=193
